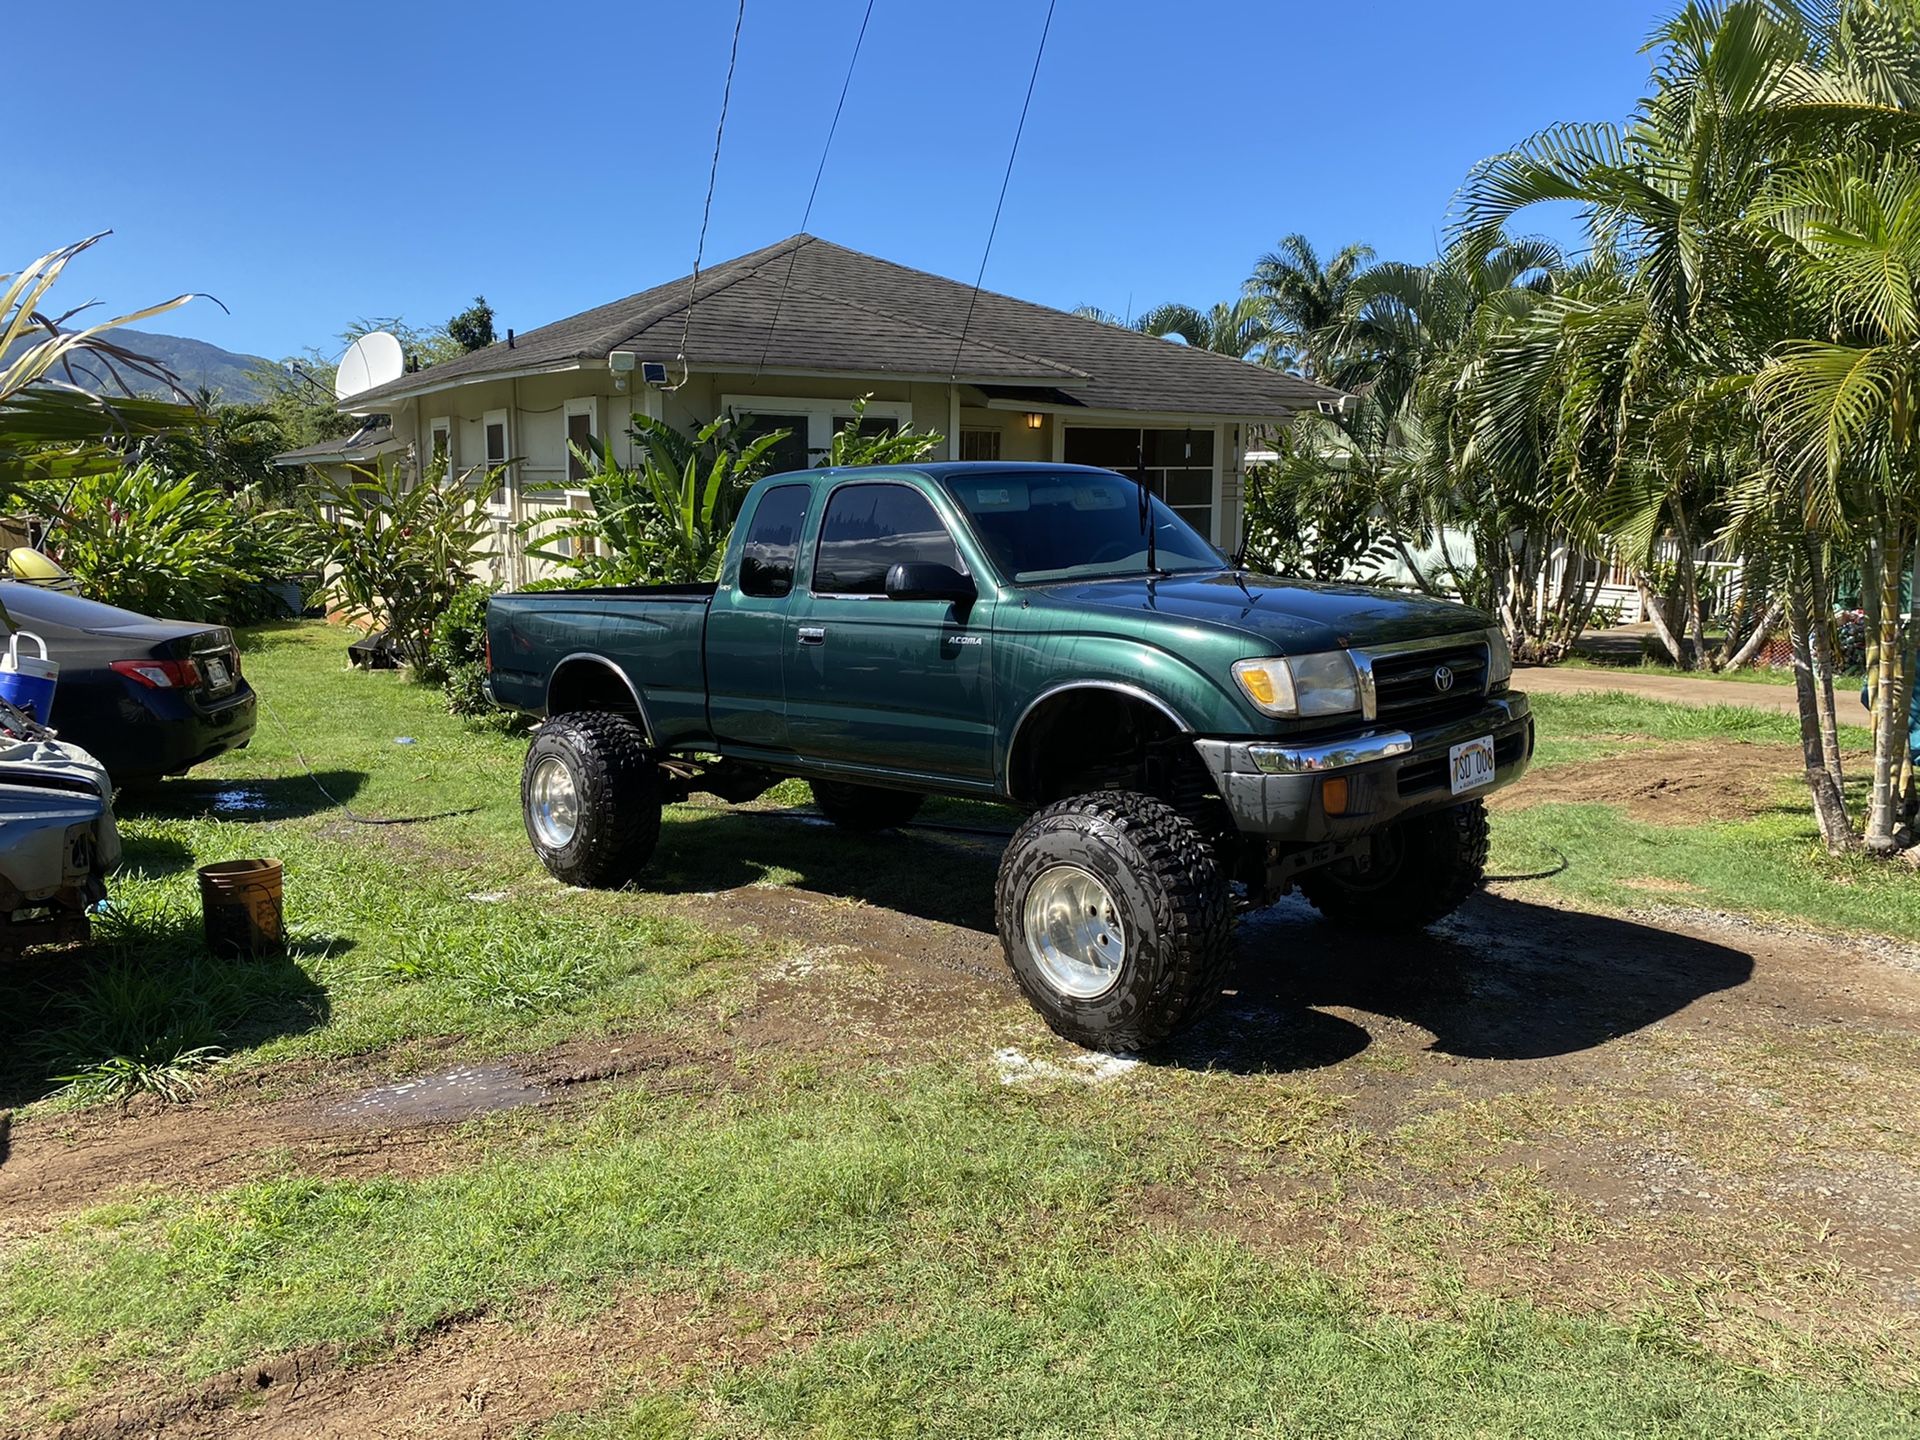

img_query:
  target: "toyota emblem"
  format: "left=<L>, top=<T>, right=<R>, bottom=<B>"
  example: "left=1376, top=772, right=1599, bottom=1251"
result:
left=1432, top=665, right=1455, bottom=692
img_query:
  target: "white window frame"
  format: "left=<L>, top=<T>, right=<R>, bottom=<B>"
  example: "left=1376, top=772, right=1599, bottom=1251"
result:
left=482, top=408, right=512, bottom=514
left=720, top=394, right=912, bottom=466
left=562, top=396, right=600, bottom=500
left=428, top=416, right=454, bottom=480
left=1060, top=422, right=1226, bottom=546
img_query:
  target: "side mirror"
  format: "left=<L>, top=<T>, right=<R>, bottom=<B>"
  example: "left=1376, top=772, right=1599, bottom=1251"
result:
left=884, top=561, right=975, bottom=604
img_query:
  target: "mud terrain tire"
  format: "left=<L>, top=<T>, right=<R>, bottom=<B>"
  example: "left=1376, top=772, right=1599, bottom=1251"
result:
left=522, top=711, right=661, bottom=888
left=995, top=790, right=1232, bottom=1052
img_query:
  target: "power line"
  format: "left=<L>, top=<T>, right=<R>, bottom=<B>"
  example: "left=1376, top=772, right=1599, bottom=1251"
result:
left=756, top=0, right=877, bottom=378
left=678, top=0, right=749, bottom=371
left=949, top=0, right=1058, bottom=383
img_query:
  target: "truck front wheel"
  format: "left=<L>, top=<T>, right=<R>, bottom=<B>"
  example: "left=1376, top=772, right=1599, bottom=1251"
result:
left=995, top=791, right=1233, bottom=1052
left=810, top=780, right=924, bottom=833
left=1298, top=799, right=1489, bottom=930
left=522, top=711, right=661, bottom=888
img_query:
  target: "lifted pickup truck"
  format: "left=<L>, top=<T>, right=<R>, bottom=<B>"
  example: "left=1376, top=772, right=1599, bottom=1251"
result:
left=486, top=461, right=1532, bottom=1050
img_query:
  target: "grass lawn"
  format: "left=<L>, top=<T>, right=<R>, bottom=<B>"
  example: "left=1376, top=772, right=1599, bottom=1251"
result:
left=1, top=622, right=1915, bottom=1436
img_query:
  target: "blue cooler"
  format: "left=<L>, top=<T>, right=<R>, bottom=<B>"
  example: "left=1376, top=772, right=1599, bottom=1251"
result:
left=0, top=631, right=58, bottom=723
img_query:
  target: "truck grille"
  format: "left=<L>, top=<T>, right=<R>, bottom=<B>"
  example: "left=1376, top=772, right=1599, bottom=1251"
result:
left=1368, top=641, right=1490, bottom=726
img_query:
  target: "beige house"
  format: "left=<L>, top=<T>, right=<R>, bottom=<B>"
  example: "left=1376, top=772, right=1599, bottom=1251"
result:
left=301, top=235, right=1341, bottom=586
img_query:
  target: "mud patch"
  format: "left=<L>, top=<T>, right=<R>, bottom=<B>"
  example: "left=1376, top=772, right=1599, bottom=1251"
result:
left=328, top=1065, right=550, bottom=1125
left=1491, top=741, right=1798, bottom=823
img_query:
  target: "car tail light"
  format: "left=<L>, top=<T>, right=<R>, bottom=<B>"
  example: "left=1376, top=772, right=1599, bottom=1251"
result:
left=484, top=630, right=492, bottom=673
left=111, top=658, right=202, bottom=688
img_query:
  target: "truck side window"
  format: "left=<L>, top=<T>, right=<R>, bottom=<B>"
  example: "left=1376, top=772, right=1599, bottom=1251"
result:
left=813, top=484, right=963, bottom=596
left=738, top=485, right=810, bottom=598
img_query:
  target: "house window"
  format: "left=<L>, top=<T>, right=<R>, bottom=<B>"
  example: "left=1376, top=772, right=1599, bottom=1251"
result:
left=960, top=428, right=1002, bottom=462
left=812, top=483, right=963, bottom=596
left=738, top=484, right=810, bottom=598
left=564, top=399, right=598, bottom=487
left=484, top=410, right=510, bottom=508
left=1064, top=426, right=1217, bottom=540
left=429, top=418, right=452, bottom=479
left=722, top=394, right=913, bottom=470
left=735, top=412, right=811, bottom=476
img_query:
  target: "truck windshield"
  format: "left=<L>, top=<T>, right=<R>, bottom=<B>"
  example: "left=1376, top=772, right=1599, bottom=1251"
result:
left=942, top=471, right=1223, bottom=584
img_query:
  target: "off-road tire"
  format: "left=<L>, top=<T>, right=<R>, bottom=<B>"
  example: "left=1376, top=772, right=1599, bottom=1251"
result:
left=521, top=711, right=661, bottom=888
left=810, top=779, right=924, bottom=833
left=1299, top=799, right=1489, bottom=931
left=994, top=790, right=1233, bottom=1052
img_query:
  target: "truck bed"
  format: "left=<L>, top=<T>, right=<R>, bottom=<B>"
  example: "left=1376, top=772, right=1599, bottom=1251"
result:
left=485, top=584, right=717, bottom=744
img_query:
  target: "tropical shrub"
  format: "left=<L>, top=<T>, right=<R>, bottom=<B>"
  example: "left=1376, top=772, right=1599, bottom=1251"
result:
left=526, top=414, right=789, bottom=584
left=22, top=463, right=308, bottom=622
left=305, top=462, right=493, bottom=672
left=527, top=398, right=944, bottom=586
left=429, top=582, right=497, bottom=716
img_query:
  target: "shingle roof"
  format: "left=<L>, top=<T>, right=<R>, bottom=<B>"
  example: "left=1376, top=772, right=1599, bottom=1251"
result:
left=270, top=421, right=397, bottom=466
left=343, top=235, right=1342, bottom=420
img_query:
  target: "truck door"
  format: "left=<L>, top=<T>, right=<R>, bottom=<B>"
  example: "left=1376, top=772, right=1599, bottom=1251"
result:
left=705, top=482, right=812, bottom=749
left=786, top=480, right=996, bottom=783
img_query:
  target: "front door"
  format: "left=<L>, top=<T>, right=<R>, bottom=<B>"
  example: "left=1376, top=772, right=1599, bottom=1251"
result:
left=705, top=481, right=813, bottom=749
left=786, top=481, right=996, bottom=783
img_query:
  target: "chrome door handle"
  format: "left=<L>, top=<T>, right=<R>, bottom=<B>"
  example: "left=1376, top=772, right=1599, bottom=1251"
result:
left=797, top=626, right=826, bottom=646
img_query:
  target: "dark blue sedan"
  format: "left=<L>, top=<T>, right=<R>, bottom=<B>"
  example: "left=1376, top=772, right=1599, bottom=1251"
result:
left=0, top=582, right=257, bottom=785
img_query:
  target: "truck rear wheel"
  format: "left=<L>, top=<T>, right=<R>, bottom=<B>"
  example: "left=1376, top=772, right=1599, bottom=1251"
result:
left=810, top=779, right=924, bottom=833
left=995, top=791, right=1232, bottom=1052
left=1298, top=799, right=1489, bottom=930
left=522, top=711, right=661, bottom=888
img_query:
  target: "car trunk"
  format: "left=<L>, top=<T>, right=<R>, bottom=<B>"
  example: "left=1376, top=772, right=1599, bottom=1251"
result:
left=99, top=621, right=242, bottom=705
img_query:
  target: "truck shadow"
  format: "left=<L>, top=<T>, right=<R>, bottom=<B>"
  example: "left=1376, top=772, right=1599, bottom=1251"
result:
left=1169, top=891, right=1754, bottom=1073
left=652, top=807, right=1755, bottom=1071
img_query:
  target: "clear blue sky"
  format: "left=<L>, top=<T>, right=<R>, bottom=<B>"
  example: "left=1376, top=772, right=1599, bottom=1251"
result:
left=11, top=0, right=1670, bottom=363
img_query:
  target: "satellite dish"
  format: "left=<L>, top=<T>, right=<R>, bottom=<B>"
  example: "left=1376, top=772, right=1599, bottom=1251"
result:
left=334, top=331, right=406, bottom=411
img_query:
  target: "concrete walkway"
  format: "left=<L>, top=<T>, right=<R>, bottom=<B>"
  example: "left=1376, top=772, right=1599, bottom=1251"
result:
left=1518, top=665, right=1804, bottom=717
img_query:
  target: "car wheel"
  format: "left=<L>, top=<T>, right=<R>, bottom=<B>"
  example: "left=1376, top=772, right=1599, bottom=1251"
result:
left=521, top=711, right=661, bottom=887
left=810, top=779, right=924, bottom=833
left=1298, top=799, right=1489, bottom=930
left=994, top=790, right=1232, bottom=1052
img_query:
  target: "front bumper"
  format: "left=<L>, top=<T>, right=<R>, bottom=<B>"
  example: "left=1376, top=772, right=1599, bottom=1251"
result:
left=1193, top=693, right=1534, bottom=841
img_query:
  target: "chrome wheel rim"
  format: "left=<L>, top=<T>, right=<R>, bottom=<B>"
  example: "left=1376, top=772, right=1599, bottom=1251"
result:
left=1022, top=864, right=1125, bottom=999
left=529, top=755, right=579, bottom=848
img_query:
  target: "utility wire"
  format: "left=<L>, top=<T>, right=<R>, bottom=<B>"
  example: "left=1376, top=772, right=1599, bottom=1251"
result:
left=755, top=0, right=877, bottom=378
left=678, top=0, right=749, bottom=368
left=949, top=0, right=1058, bottom=382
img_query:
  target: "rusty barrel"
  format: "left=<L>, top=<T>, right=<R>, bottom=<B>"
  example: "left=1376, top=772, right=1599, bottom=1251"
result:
left=197, top=858, right=285, bottom=957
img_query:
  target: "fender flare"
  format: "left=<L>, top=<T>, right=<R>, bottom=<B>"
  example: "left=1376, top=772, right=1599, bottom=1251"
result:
left=545, top=653, right=655, bottom=743
left=1002, top=681, right=1195, bottom=800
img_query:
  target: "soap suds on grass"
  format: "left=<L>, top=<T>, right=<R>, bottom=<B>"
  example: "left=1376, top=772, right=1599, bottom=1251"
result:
left=993, top=1046, right=1141, bottom=1086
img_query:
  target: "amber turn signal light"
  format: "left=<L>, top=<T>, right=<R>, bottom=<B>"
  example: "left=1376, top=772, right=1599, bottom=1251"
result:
left=1322, top=777, right=1349, bottom=816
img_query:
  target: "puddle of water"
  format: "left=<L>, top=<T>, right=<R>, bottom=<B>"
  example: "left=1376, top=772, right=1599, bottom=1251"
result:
left=329, top=1064, right=549, bottom=1124
left=209, top=786, right=270, bottom=814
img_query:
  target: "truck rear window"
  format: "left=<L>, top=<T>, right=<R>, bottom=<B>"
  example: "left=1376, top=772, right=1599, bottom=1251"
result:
left=739, top=485, right=810, bottom=597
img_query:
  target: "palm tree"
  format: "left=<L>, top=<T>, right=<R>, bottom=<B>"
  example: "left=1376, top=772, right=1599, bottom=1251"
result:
left=1133, top=297, right=1272, bottom=361
left=1245, top=234, right=1376, bottom=382
left=1450, top=0, right=1920, bottom=853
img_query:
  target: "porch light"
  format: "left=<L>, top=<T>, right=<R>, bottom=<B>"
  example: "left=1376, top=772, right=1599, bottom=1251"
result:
left=1024, top=412, right=1044, bottom=430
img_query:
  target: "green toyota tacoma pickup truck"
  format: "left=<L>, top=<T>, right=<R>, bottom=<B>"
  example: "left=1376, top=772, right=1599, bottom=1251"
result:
left=485, top=461, right=1533, bottom=1050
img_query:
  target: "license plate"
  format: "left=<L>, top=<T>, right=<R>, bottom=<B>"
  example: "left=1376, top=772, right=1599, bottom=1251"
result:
left=203, top=657, right=231, bottom=690
left=1448, top=735, right=1497, bottom=795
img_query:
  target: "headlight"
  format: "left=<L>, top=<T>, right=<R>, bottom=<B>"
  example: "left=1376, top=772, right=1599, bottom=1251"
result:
left=1232, top=651, right=1361, bottom=718
left=1485, top=627, right=1513, bottom=687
